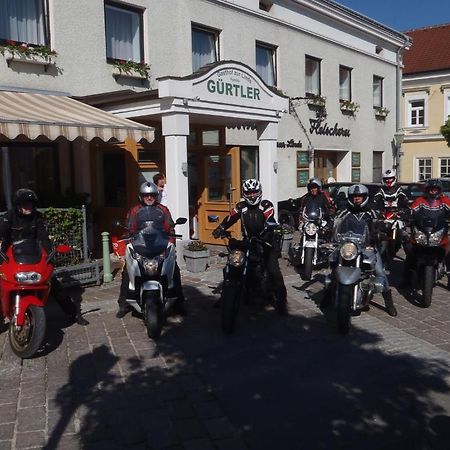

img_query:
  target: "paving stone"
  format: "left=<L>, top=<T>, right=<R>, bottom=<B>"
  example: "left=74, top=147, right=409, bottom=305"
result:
left=173, top=418, right=206, bottom=441
left=193, top=402, right=223, bottom=419
left=15, top=431, right=45, bottom=449
left=0, top=423, right=14, bottom=440
left=0, top=440, right=12, bottom=450
left=214, top=436, right=248, bottom=450
left=16, top=407, right=46, bottom=432
left=182, top=438, right=215, bottom=450
left=203, top=417, right=235, bottom=440
left=0, top=408, right=16, bottom=424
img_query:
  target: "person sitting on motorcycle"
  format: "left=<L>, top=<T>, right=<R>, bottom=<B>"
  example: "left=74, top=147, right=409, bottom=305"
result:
left=402, top=179, right=450, bottom=288
left=212, top=179, right=288, bottom=315
left=322, top=184, right=397, bottom=316
left=116, top=181, right=186, bottom=318
left=0, top=188, right=88, bottom=326
left=298, top=177, right=336, bottom=230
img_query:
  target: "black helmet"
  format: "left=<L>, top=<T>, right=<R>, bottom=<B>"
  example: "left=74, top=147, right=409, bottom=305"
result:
left=347, top=184, right=369, bottom=209
left=13, top=188, right=38, bottom=207
left=425, top=179, right=442, bottom=198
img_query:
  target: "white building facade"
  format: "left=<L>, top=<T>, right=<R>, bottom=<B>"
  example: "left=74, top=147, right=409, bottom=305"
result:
left=0, top=0, right=411, bottom=244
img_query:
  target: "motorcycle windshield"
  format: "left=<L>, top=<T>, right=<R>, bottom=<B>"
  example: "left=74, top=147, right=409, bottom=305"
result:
left=12, top=239, right=42, bottom=264
left=302, top=198, right=323, bottom=221
left=132, top=224, right=169, bottom=258
left=412, top=208, right=447, bottom=232
left=333, top=215, right=370, bottom=245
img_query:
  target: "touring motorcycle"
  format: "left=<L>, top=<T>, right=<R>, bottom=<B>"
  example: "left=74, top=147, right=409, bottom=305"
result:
left=327, top=214, right=384, bottom=334
left=116, top=218, right=186, bottom=339
left=0, top=239, right=71, bottom=358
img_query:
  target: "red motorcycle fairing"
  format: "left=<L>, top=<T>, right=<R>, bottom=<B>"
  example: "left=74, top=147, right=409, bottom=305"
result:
left=0, top=243, right=54, bottom=326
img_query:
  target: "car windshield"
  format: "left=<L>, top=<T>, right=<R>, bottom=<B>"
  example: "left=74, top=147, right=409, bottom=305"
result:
left=301, top=197, right=323, bottom=221
left=12, top=239, right=42, bottom=264
left=333, top=214, right=370, bottom=245
left=132, top=222, right=169, bottom=258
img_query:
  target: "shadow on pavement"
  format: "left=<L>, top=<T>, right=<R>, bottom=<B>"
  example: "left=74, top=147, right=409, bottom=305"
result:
left=45, top=282, right=450, bottom=450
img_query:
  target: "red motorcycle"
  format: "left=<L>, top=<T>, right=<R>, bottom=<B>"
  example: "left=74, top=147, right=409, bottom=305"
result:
left=0, top=239, right=71, bottom=358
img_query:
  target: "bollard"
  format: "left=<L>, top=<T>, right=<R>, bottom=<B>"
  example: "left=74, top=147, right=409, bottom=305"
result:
left=101, top=232, right=113, bottom=283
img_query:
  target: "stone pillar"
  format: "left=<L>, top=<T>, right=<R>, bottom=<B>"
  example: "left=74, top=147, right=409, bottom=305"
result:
left=162, top=113, right=190, bottom=239
left=257, top=122, right=279, bottom=218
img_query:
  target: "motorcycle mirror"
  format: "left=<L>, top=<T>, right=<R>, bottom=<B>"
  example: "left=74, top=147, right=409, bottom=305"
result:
left=208, top=215, right=220, bottom=222
left=175, top=217, right=188, bottom=225
left=56, top=244, right=72, bottom=254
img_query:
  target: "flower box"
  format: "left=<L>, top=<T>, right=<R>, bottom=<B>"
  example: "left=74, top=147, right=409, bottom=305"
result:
left=183, top=248, right=210, bottom=273
left=112, top=66, right=147, bottom=80
left=306, top=95, right=326, bottom=108
left=4, top=50, right=52, bottom=68
left=340, top=101, right=359, bottom=114
left=374, top=107, right=389, bottom=119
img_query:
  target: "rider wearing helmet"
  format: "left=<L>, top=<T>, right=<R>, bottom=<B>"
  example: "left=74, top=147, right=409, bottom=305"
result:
left=0, top=188, right=88, bottom=326
left=116, top=181, right=186, bottom=318
left=299, top=177, right=336, bottom=216
left=402, top=179, right=450, bottom=288
left=322, top=184, right=398, bottom=316
left=373, top=169, right=409, bottom=211
left=212, top=179, right=288, bottom=315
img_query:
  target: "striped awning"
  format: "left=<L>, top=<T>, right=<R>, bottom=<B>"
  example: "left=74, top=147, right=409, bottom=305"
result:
left=0, top=91, right=154, bottom=142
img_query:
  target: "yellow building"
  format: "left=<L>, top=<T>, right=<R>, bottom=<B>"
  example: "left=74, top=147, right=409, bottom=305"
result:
left=401, top=24, right=450, bottom=182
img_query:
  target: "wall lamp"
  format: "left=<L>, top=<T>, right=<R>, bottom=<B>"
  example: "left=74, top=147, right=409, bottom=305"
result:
left=181, top=162, right=188, bottom=175
left=273, top=161, right=279, bottom=172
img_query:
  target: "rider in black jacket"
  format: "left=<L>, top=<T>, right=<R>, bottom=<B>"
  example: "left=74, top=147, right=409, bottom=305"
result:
left=0, top=189, right=88, bottom=326
left=213, top=179, right=288, bottom=315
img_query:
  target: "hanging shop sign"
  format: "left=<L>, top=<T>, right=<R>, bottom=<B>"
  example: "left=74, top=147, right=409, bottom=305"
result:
left=277, top=139, right=302, bottom=148
left=309, top=118, right=351, bottom=137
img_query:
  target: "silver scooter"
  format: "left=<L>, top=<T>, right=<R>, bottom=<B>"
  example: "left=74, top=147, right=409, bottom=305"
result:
left=116, top=218, right=186, bottom=339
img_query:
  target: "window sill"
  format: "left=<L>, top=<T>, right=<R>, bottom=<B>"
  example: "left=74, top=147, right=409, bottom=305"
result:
left=5, top=51, right=54, bottom=70
left=112, top=67, right=147, bottom=80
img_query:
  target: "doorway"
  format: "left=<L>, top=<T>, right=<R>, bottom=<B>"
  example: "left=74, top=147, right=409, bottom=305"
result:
left=314, top=151, right=337, bottom=183
left=188, top=147, right=241, bottom=244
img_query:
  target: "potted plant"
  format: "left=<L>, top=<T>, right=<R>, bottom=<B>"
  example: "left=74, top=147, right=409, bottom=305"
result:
left=278, top=224, right=295, bottom=254
left=112, top=59, right=150, bottom=79
left=0, top=40, right=57, bottom=68
left=340, top=99, right=360, bottom=114
left=374, top=106, right=390, bottom=119
left=306, top=94, right=326, bottom=108
left=183, top=240, right=210, bottom=273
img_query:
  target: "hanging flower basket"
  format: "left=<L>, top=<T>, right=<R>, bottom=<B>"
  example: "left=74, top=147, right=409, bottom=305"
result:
left=183, top=241, right=210, bottom=273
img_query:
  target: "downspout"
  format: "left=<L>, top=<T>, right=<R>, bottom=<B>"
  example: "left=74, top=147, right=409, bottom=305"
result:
left=395, top=38, right=411, bottom=181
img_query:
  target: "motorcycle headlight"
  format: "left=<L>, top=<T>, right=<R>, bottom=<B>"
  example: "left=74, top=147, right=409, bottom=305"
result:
left=340, top=242, right=358, bottom=261
left=429, top=229, right=445, bottom=246
left=414, top=229, right=427, bottom=245
left=15, top=272, right=42, bottom=284
left=142, top=258, right=159, bottom=275
left=304, top=222, right=318, bottom=236
left=229, top=250, right=245, bottom=267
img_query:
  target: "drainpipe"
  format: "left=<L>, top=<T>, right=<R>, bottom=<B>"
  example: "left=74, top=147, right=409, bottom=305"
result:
left=395, top=39, right=411, bottom=181
left=1, top=147, right=12, bottom=210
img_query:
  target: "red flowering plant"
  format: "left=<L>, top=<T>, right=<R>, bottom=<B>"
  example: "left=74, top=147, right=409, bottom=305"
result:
left=0, top=40, right=57, bottom=61
left=112, top=59, right=150, bottom=78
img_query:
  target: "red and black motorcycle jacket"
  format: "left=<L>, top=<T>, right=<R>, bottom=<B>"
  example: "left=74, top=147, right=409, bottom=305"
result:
left=373, top=185, right=409, bottom=212
left=0, top=209, right=52, bottom=253
left=410, top=194, right=450, bottom=214
left=219, top=200, right=278, bottom=241
left=126, top=202, right=175, bottom=243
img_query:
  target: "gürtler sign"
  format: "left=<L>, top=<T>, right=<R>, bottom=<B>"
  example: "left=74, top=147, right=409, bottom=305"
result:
left=207, top=69, right=262, bottom=100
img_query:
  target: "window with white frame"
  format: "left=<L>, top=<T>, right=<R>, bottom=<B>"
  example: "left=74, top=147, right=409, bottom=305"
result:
left=305, top=56, right=321, bottom=96
left=440, top=158, right=450, bottom=178
left=105, top=2, right=143, bottom=62
left=444, top=89, right=450, bottom=123
left=0, top=0, right=48, bottom=45
left=373, top=76, right=383, bottom=107
left=339, top=66, right=352, bottom=101
left=417, top=158, right=432, bottom=181
left=256, top=42, right=276, bottom=86
left=192, top=25, right=219, bottom=72
left=409, top=99, right=425, bottom=126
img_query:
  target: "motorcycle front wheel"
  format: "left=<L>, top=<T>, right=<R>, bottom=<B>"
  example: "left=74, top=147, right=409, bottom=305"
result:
left=301, top=247, right=314, bottom=281
left=9, top=305, right=46, bottom=359
left=143, top=291, right=163, bottom=339
left=336, top=284, right=353, bottom=335
left=221, top=283, right=241, bottom=335
left=421, top=265, right=435, bottom=308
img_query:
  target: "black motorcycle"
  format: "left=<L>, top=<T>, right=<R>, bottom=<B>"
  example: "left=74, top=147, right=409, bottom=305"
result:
left=406, top=209, right=448, bottom=307
left=288, top=198, right=330, bottom=280
left=214, top=228, right=280, bottom=334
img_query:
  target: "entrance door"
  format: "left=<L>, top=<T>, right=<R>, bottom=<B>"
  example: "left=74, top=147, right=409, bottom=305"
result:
left=314, top=151, right=337, bottom=184
left=194, top=147, right=241, bottom=244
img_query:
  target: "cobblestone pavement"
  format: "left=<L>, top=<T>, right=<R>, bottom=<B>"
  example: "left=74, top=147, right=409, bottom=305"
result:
left=0, top=249, right=449, bottom=449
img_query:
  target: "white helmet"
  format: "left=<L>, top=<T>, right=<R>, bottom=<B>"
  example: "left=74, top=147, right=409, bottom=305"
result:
left=242, top=179, right=262, bottom=206
left=139, top=181, right=158, bottom=203
left=307, top=177, right=322, bottom=192
left=382, top=169, right=397, bottom=188
left=347, top=184, right=369, bottom=209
